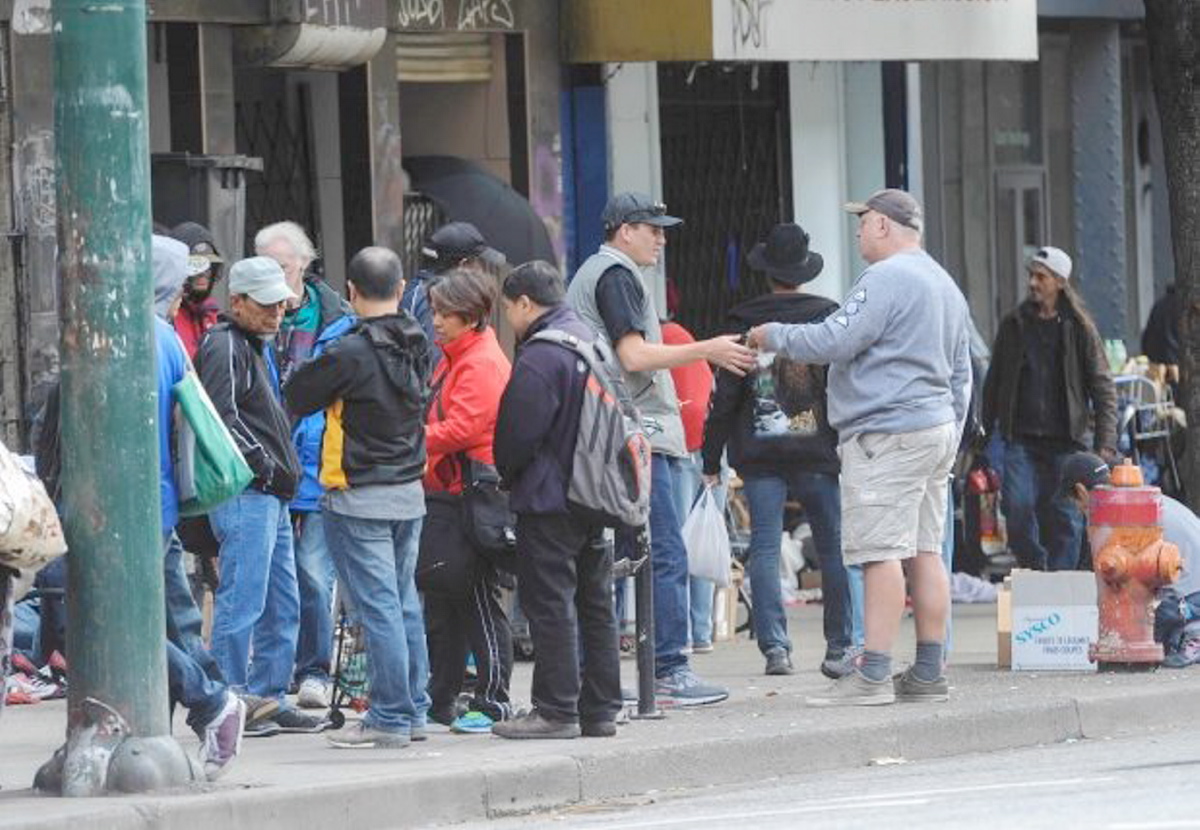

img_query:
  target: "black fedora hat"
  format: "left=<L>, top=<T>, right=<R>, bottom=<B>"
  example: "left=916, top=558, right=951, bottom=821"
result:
left=747, top=223, right=823, bottom=286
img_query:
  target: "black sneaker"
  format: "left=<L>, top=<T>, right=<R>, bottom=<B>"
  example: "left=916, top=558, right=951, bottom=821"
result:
left=492, top=709, right=580, bottom=740
left=272, top=708, right=330, bottom=734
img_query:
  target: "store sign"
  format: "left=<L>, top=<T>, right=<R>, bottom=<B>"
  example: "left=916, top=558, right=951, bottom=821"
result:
left=712, top=0, right=1038, bottom=62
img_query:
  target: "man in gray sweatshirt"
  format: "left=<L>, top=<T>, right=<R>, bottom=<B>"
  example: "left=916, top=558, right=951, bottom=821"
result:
left=748, top=189, right=971, bottom=707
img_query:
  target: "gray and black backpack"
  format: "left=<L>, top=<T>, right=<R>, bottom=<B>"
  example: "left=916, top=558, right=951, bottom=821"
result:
left=528, top=329, right=651, bottom=529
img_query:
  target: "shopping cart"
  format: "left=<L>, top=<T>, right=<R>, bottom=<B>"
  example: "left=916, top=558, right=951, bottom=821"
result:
left=326, top=593, right=369, bottom=730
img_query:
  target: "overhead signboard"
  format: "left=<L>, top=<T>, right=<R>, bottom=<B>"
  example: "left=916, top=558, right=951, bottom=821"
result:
left=711, top=0, right=1039, bottom=62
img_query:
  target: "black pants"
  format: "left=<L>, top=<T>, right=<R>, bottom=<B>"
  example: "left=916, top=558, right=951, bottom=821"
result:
left=516, top=512, right=621, bottom=725
left=425, top=567, right=513, bottom=723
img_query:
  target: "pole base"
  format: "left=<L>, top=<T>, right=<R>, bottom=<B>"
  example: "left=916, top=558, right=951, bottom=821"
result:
left=34, top=697, right=202, bottom=796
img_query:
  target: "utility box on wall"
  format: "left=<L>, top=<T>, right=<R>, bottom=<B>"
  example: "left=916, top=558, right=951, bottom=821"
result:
left=150, top=154, right=263, bottom=269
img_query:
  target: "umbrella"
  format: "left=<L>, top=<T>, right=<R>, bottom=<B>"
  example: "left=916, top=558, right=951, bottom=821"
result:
left=403, top=155, right=556, bottom=266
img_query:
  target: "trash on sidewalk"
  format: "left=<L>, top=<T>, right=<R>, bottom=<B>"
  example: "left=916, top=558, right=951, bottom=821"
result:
left=951, top=572, right=998, bottom=604
left=1009, top=571, right=1098, bottom=672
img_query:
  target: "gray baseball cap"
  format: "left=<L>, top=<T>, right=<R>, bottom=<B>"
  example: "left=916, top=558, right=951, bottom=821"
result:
left=844, top=188, right=924, bottom=234
left=228, top=256, right=297, bottom=305
left=602, top=192, right=683, bottom=233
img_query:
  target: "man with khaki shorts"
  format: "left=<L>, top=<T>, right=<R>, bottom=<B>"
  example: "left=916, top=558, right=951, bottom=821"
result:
left=748, top=190, right=971, bottom=706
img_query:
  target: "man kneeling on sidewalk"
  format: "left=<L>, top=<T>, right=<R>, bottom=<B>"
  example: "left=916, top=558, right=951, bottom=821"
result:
left=493, top=261, right=623, bottom=739
left=285, top=247, right=433, bottom=748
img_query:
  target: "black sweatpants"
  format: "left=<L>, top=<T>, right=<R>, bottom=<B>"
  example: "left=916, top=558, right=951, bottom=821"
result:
left=425, top=567, right=513, bottom=723
left=516, top=512, right=621, bottom=725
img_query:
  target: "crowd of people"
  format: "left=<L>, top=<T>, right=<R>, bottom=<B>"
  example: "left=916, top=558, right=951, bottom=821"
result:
left=6, top=182, right=1161, bottom=777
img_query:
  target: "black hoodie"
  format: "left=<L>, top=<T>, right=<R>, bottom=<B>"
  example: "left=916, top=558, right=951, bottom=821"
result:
left=284, top=313, right=431, bottom=489
left=701, top=292, right=840, bottom=478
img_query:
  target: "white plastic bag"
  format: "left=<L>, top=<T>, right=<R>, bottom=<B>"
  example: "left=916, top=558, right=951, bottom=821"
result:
left=682, top=485, right=732, bottom=587
left=0, top=439, right=67, bottom=573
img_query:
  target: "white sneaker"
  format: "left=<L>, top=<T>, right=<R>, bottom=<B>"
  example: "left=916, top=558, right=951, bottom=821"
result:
left=297, top=676, right=332, bottom=710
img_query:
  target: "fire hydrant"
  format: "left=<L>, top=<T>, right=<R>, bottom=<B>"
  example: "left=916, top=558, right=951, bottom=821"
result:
left=1088, top=461, right=1182, bottom=665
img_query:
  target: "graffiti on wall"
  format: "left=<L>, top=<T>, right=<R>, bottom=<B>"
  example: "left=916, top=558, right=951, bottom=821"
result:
left=16, top=130, right=55, bottom=237
left=456, top=0, right=514, bottom=30
left=731, top=0, right=773, bottom=51
left=397, top=0, right=445, bottom=28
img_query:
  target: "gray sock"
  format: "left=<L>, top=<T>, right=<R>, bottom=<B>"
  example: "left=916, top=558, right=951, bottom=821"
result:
left=912, top=641, right=944, bottom=682
left=859, top=649, right=892, bottom=682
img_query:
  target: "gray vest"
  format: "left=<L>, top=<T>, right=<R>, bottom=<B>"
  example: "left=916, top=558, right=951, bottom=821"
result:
left=567, top=246, right=687, bottom=458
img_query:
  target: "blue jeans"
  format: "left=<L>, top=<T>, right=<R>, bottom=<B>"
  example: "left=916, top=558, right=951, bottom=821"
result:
left=209, top=491, right=300, bottom=702
left=167, top=640, right=225, bottom=734
left=671, top=453, right=715, bottom=647
left=162, top=532, right=226, bottom=733
left=323, top=511, right=430, bottom=733
left=743, top=471, right=851, bottom=659
left=1002, top=440, right=1086, bottom=571
left=293, top=511, right=335, bottom=683
left=649, top=454, right=691, bottom=678
left=163, top=531, right=223, bottom=683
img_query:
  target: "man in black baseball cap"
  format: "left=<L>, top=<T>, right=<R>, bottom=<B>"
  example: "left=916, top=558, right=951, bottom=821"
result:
left=600, top=192, right=683, bottom=235
left=170, top=221, right=225, bottom=358
left=421, top=221, right=506, bottom=270
left=562, top=190, right=754, bottom=709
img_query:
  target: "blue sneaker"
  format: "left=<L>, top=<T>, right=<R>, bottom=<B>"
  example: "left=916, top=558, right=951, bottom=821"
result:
left=450, top=710, right=495, bottom=734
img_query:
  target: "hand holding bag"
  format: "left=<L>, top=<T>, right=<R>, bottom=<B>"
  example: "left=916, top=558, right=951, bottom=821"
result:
left=172, top=372, right=253, bottom=517
left=0, top=441, right=67, bottom=573
left=682, top=485, right=732, bottom=587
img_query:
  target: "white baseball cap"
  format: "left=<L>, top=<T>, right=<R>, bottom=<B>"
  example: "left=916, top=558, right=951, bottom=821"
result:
left=1030, top=246, right=1072, bottom=280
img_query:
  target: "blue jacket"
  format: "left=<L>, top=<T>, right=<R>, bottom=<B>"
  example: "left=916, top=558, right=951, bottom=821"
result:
left=290, top=314, right=358, bottom=512
left=155, top=318, right=189, bottom=532
left=401, top=269, right=442, bottom=369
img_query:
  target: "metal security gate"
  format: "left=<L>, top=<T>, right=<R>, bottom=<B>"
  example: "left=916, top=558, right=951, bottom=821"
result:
left=658, top=63, right=792, bottom=339
left=236, top=86, right=318, bottom=258
left=400, top=193, right=446, bottom=283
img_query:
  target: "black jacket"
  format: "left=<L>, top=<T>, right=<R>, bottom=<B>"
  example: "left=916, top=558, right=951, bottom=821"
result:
left=1142, top=285, right=1179, bottom=366
left=701, top=292, right=840, bottom=478
left=283, top=313, right=430, bottom=489
left=196, top=319, right=301, bottom=499
left=982, top=299, right=1117, bottom=452
left=495, top=304, right=591, bottom=515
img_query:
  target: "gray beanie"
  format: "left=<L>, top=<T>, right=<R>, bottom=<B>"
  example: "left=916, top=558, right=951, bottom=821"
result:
left=152, top=234, right=188, bottom=318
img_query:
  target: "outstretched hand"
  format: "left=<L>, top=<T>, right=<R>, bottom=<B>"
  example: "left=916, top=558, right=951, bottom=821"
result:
left=705, top=335, right=756, bottom=376
left=746, top=324, right=771, bottom=351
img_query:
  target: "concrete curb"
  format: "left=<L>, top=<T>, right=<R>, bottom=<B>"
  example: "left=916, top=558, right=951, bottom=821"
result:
left=5, top=684, right=1199, bottom=830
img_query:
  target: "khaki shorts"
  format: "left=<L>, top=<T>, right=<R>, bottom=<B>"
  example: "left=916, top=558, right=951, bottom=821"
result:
left=839, top=422, right=959, bottom=566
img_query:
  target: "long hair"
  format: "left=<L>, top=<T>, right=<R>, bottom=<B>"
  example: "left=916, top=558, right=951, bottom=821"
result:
left=1057, top=278, right=1101, bottom=337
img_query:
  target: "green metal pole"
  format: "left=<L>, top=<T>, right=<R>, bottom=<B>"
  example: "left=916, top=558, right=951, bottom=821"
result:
left=39, top=0, right=195, bottom=795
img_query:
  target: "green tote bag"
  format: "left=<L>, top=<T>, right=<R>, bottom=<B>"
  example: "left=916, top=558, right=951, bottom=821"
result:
left=172, top=372, right=253, bottom=517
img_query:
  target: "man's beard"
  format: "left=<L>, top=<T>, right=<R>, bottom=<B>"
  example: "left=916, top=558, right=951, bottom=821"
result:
left=184, top=281, right=213, bottom=303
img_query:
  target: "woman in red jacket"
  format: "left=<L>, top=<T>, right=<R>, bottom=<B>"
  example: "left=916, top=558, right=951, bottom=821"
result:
left=423, top=267, right=515, bottom=733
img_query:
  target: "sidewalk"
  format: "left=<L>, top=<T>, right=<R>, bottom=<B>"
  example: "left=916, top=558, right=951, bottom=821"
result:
left=4, top=602, right=1200, bottom=830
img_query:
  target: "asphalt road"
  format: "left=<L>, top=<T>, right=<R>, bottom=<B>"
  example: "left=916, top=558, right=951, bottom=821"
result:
left=445, top=727, right=1200, bottom=830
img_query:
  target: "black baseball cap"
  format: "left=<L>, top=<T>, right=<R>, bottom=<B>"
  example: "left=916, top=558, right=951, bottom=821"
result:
left=1058, top=452, right=1111, bottom=498
left=422, top=221, right=506, bottom=268
left=602, top=192, right=683, bottom=233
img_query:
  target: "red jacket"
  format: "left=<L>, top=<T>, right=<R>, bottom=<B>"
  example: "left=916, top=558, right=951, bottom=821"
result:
left=661, top=321, right=713, bottom=453
left=424, top=326, right=511, bottom=494
left=174, top=298, right=221, bottom=360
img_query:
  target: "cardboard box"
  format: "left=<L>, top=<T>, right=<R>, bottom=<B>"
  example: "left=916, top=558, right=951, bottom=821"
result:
left=997, top=575, right=1012, bottom=669
left=1010, top=571, right=1098, bottom=672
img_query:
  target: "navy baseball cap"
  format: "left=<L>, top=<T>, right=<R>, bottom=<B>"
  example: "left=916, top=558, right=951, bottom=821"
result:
left=1058, top=452, right=1111, bottom=498
left=602, top=192, right=683, bottom=233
